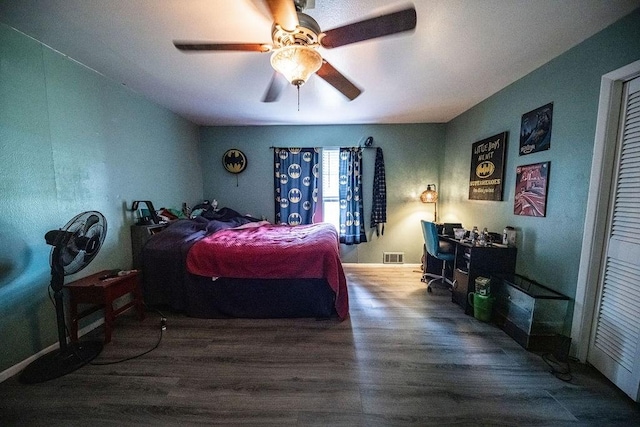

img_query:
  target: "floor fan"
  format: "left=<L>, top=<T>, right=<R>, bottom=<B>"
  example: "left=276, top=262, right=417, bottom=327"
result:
left=19, top=211, right=107, bottom=384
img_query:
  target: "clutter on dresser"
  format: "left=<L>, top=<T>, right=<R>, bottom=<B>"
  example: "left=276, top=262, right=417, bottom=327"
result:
left=130, top=200, right=161, bottom=225
left=503, top=226, right=516, bottom=246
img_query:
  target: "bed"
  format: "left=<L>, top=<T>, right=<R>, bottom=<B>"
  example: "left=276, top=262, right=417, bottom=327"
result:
left=139, top=208, right=348, bottom=320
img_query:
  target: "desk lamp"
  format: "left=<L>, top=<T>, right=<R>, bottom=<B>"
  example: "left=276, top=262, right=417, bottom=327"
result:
left=420, top=184, right=438, bottom=222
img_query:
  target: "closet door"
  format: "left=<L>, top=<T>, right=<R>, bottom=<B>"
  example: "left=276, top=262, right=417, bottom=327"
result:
left=588, top=76, right=640, bottom=401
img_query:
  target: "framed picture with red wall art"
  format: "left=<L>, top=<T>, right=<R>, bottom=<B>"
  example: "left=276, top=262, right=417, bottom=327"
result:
left=514, top=161, right=550, bottom=217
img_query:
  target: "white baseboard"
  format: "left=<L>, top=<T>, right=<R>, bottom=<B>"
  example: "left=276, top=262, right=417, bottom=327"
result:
left=0, top=318, right=104, bottom=383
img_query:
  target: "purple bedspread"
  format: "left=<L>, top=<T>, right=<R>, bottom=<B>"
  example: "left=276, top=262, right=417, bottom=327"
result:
left=140, top=209, right=259, bottom=309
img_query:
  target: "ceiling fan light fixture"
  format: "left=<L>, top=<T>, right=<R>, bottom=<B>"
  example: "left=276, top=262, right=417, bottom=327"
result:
left=270, top=45, right=322, bottom=87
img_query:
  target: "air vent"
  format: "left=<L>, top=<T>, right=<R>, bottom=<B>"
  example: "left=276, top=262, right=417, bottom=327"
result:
left=383, top=252, right=404, bottom=264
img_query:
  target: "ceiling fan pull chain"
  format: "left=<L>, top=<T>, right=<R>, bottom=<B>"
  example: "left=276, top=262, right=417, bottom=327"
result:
left=297, top=85, right=300, bottom=112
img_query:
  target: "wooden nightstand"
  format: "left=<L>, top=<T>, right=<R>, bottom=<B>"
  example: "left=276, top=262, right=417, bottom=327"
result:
left=64, top=269, right=145, bottom=343
left=130, top=223, right=169, bottom=269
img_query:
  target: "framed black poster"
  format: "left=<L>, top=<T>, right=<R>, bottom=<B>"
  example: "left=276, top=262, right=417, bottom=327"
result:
left=514, top=161, right=550, bottom=217
left=469, top=132, right=507, bottom=201
left=519, top=103, right=553, bottom=155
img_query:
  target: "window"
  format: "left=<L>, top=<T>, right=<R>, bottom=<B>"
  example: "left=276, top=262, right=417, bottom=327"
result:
left=321, top=148, right=340, bottom=232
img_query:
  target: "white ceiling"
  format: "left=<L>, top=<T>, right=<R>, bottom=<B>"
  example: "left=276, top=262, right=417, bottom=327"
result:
left=1, top=0, right=639, bottom=126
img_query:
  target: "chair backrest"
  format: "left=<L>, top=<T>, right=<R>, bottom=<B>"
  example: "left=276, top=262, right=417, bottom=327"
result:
left=421, top=220, right=440, bottom=257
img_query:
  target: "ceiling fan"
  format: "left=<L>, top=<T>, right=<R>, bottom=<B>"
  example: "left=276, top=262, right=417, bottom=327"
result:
left=173, top=0, right=417, bottom=103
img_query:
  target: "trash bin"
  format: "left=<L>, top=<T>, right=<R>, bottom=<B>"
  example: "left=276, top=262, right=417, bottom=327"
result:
left=468, top=292, right=494, bottom=322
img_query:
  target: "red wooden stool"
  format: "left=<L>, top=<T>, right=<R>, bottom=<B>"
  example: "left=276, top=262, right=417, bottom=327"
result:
left=64, top=269, right=145, bottom=343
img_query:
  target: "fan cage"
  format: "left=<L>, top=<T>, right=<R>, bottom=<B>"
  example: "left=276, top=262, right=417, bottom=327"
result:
left=50, top=211, right=107, bottom=276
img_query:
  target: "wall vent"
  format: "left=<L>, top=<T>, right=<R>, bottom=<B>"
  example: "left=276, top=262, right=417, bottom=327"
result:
left=383, top=252, right=405, bottom=264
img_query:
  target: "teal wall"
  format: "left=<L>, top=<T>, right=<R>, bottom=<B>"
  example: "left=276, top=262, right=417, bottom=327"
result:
left=200, top=9, right=640, bottom=276
left=440, top=9, right=640, bottom=305
left=0, top=24, right=203, bottom=374
left=199, top=124, right=445, bottom=263
left=2, top=6, right=640, bottom=375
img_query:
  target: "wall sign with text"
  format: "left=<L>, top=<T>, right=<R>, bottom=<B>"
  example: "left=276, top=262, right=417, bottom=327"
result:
left=469, top=132, right=507, bottom=201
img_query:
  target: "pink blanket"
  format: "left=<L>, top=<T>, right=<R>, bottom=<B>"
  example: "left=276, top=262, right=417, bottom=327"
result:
left=186, top=222, right=349, bottom=319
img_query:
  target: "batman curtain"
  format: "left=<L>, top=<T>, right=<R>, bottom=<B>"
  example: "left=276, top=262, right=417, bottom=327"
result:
left=274, top=148, right=319, bottom=225
left=339, top=147, right=367, bottom=245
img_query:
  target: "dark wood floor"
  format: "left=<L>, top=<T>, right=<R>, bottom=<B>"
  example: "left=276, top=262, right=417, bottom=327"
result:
left=1, top=265, right=639, bottom=426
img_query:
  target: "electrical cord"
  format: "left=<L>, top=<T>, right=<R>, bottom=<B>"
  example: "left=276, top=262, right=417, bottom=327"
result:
left=89, top=305, right=167, bottom=365
left=90, top=307, right=166, bottom=365
left=542, top=352, right=573, bottom=382
left=47, top=286, right=167, bottom=365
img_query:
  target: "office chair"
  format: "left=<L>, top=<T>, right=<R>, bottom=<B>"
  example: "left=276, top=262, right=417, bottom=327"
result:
left=421, top=220, right=455, bottom=293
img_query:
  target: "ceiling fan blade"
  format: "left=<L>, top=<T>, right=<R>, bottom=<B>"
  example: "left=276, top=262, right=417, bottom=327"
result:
left=262, top=72, right=288, bottom=102
left=174, top=42, right=271, bottom=52
left=321, top=7, right=417, bottom=49
left=316, top=60, right=362, bottom=101
left=265, top=0, right=299, bottom=32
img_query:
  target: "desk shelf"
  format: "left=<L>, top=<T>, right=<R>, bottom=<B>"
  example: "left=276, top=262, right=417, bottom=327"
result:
left=448, top=240, right=517, bottom=314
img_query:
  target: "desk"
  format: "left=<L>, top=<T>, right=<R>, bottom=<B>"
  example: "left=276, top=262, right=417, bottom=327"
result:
left=425, top=237, right=517, bottom=314
left=65, top=270, right=145, bottom=343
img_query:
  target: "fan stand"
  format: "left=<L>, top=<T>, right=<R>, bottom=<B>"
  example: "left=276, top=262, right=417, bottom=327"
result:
left=19, top=257, right=103, bottom=384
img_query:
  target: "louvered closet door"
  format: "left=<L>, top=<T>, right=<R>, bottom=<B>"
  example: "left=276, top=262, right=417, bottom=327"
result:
left=588, top=76, right=640, bottom=402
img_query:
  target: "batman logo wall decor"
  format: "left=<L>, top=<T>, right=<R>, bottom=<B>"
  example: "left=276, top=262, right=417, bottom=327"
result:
left=223, top=149, right=247, bottom=174
left=476, top=161, right=495, bottom=178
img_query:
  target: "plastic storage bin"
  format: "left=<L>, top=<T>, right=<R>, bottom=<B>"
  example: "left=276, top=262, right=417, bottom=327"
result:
left=492, top=274, right=570, bottom=351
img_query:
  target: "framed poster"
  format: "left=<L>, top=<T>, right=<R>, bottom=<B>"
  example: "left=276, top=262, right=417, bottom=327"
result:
left=520, top=103, right=553, bottom=155
left=514, top=161, right=550, bottom=217
left=469, top=132, right=507, bottom=201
